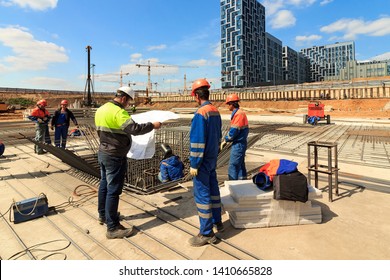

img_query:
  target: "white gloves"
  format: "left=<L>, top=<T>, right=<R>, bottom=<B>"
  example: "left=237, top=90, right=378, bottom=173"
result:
left=220, top=140, right=227, bottom=151
left=190, top=167, right=198, bottom=176
left=37, top=118, right=44, bottom=123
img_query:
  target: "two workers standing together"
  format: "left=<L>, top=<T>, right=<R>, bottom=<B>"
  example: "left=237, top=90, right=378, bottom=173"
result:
left=28, top=99, right=78, bottom=153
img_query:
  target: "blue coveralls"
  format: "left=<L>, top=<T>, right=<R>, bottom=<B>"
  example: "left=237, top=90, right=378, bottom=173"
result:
left=158, top=155, right=184, bottom=182
left=224, top=108, right=249, bottom=180
left=190, top=101, right=222, bottom=235
left=51, top=108, right=78, bottom=149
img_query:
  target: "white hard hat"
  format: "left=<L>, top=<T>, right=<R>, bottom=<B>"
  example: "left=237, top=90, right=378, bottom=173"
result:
left=117, top=86, right=135, bottom=100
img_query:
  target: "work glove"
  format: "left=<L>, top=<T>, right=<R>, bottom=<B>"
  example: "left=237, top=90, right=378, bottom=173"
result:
left=190, top=167, right=198, bottom=177
left=50, top=126, right=54, bottom=130
left=37, top=118, right=44, bottom=123
left=43, top=117, right=48, bottom=122
left=220, top=140, right=227, bottom=151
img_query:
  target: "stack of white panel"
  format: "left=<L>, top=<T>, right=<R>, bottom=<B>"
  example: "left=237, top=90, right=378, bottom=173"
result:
left=220, top=180, right=323, bottom=229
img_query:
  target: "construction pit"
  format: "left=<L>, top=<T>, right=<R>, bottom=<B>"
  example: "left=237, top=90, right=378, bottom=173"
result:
left=0, top=111, right=390, bottom=261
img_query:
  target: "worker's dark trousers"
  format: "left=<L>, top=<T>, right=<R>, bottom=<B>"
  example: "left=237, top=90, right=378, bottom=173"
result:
left=45, top=125, right=51, bottom=144
left=97, top=151, right=128, bottom=231
left=228, top=142, right=247, bottom=180
left=54, top=125, right=69, bottom=148
left=193, top=165, right=221, bottom=235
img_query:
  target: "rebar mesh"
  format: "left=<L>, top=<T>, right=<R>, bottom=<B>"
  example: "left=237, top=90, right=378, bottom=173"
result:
left=78, top=121, right=230, bottom=194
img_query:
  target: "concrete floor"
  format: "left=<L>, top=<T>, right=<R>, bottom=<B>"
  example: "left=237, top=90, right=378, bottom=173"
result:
left=1, top=114, right=390, bottom=262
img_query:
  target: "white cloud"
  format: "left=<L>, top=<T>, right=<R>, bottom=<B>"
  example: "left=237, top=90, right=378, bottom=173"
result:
left=261, top=0, right=284, bottom=16
left=270, top=10, right=296, bottom=29
left=320, top=16, right=390, bottom=40
left=1, top=0, right=57, bottom=11
left=188, top=59, right=208, bottom=67
left=130, top=53, right=142, bottom=62
left=295, top=34, right=322, bottom=45
left=26, top=76, right=73, bottom=90
left=370, top=52, right=390, bottom=61
left=320, top=0, right=333, bottom=6
left=261, top=0, right=315, bottom=15
left=286, top=0, right=316, bottom=6
left=0, top=26, right=68, bottom=72
left=212, top=42, right=221, bottom=57
left=261, top=0, right=315, bottom=29
left=146, top=44, right=167, bottom=51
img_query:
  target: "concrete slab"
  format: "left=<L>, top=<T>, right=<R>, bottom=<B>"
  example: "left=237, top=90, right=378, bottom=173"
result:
left=1, top=116, right=390, bottom=260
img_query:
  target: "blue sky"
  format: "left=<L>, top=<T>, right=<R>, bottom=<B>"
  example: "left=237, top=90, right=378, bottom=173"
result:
left=0, top=0, right=389, bottom=93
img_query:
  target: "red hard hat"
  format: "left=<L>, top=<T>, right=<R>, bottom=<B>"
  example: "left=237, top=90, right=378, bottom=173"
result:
left=61, top=100, right=68, bottom=105
left=225, top=93, right=240, bottom=104
left=37, top=99, right=47, bottom=106
left=191, top=78, right=210, bottom=96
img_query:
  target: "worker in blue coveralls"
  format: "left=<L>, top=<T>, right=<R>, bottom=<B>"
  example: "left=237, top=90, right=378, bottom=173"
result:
left=220, top=93, right=249, bottom=180
left=188, top=78, right=224, bottom=247
left=51, top=100, right=78, bottom=149
left=158, top=143, right=184, bottom=183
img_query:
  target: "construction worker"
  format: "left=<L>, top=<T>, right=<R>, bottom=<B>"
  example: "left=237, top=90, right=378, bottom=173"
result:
left=0, top=141, right=4, bottom=156
left=188, top=78, right=223, bottom=247
left=95, top=86, right=162, bottom=239
left=28, top=99, right=51, bottom=154
left=220, top=93, right=249, bottom=180
left=51, top=100, right=78, bottom=149
left=158, top=143, right=184, bottom=183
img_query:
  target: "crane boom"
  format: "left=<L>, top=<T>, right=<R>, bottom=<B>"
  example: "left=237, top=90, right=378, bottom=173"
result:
left=136, top=60, right=198, bottom=95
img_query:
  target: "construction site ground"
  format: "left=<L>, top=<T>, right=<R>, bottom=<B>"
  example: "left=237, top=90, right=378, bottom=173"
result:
left=0, top=108, right=389, bottom=261
left=1, top=101, right=390, bottom=280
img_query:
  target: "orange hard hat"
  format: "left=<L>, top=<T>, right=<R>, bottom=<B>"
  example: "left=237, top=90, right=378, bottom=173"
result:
left=37, top=99, right=47, bottom=106
left=191, top=78, right=210, bottom=96
left=225, top=93, right=240, bottom=104
left=61, top=100, right=68, bottom=105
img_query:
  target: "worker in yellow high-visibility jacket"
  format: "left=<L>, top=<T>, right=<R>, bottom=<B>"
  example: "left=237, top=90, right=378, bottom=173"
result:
left=95, top=86, right=162, bottom=239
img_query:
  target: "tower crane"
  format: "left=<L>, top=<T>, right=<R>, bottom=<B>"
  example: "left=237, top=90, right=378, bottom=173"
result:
left=136, top=60, right=198, bottom=96
left=95, top=70, right=129, bottom=86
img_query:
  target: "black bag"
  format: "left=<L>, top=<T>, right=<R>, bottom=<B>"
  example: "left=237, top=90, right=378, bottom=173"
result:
left=273, top=171, right=308, bottom=203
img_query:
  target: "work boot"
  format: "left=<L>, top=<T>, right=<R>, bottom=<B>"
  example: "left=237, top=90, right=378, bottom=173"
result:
left=106, top=224, right=134, bottom=239
left=214, top=222, right=225, bottom=232
left=98, top=212, right=121, bottom=225
left=188, top=233, right=217, bottom=247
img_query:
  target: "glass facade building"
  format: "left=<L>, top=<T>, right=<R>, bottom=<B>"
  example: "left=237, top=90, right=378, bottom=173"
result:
left=282, top=46, right=311, bottom=84
left=265, top=32, right=283, bottom=85
left=220, top=0, right=266, bottom=88
left=300, top=41, right=355, bottom=82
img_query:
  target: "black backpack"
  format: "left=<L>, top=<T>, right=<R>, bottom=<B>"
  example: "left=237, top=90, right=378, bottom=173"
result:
left=273, top=171, right=308, bottom=203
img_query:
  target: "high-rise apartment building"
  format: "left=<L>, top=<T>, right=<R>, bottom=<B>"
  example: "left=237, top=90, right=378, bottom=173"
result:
left=282, top=46, right=311, bottom=84
left=265, top=32, right=283, bottom=85
left=300, top=41, right=355, bottom=82
left=220, top=0, right=266, bottom=88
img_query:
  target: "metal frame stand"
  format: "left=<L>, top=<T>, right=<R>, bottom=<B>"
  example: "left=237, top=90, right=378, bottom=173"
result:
left=307, top=141, right=339, bottom=202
